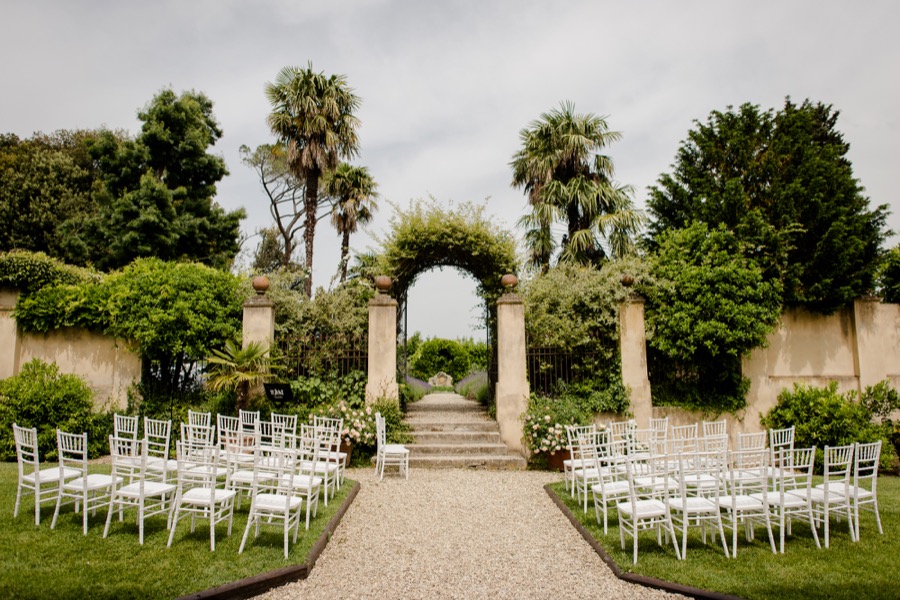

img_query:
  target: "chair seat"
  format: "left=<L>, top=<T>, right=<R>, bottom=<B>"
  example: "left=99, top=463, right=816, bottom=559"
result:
left=382, top=444, right=408, bottom=454
left=592, top=480, right=629, bottom=495
left=24, top=466, right=80, bottom=484
left=793, top=488, right=847, bottom=504
left=280, top=474, right=323, bottom=489
left=668, top=496, right=719, bottom=513
left=63, top=473, right=122, bottom=492
left=619, top=498, right=667, bottom=518
left=751, top=491, right=807, bottom=508
left=146, top=458, right=179, bottom=472
left=563, top=457, right=590, bottom=469
left=231, top=469, right=276, bottom=484
left=718, top=494, right=765, bottom=510
left=815, top=482, right=871, bottom=499
left=117, top=481, right=177, bottom=498
left=254, top=493, right=303, bottom=511
left=634, top=475, right=677, bottom=490
left=182, top=487, right=236, bottom=505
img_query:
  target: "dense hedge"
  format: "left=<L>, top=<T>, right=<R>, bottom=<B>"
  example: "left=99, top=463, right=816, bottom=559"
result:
left=0, top=250, right=99, bottom=294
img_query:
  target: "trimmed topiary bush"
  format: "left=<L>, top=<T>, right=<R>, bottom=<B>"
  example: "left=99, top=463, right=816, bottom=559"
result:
left=409, top=338, right=471, bottom=383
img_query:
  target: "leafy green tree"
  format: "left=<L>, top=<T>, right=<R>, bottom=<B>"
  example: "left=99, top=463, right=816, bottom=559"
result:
left=0, top=131, right=97, bottom=260
left=410, top=338, right=471, bottom=383
left=876, top=244, right=900, bottom=303
left=322, top=162, right=378, bottom=283
left=645, top=222, right=783, bottom=411
left=266, top=63, right=362, bottom=296
left=240, top=143, right=306, bottom=267
left=69, top=90, right=244, bottom=270
left=251, top=226, right=288, bottom=273
left=647, top=99, right=888, bottom=313
left=510, top=101, right=644, bottom=271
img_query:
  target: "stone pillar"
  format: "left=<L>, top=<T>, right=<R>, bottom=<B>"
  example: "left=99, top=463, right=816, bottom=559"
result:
left=852, top=295, right=888, bottom=393
left=242, top=276, right=275, bottom=350
left=366, top=276, right=398, bottom=403
left=496, top=276, right=529, bottom=456
left=619, top=292, right=652, bottom=428
left=0, top=289, right=20, bottom=379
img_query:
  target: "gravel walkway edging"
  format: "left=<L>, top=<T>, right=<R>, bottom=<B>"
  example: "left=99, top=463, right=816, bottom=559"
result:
left=544, top=484, right=745, bottom=600
left=176, top=481, right=361, bottom=600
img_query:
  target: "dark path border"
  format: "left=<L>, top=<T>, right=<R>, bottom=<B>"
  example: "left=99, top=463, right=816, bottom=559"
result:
left=544, top=484, right=744, bottom=600
left=177, top=481, right=361, bottom=600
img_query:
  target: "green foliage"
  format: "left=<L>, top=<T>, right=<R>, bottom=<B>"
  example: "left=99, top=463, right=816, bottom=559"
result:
left=323, top=162, right=379, bottom=283
left=523, top=393, right=594, bottom=455
left=457, top=337, right=489, bottom=370
left=409, top=338, right=471, bottom=382
left=0, top=250, right=99, bottom=294
left=647, top=99, right=888, bottom=313
left=289, top=371, right=366, bottom=408
left=860, top=380, right=900, bottom=420
left=555, top=377, right=630, bottom=415
left=646, top=223, right=783, bottom=412
left=269, top=272, right=371, bottom=338
left=206, top=340, right=279, bottom=411
left=375, top=199, right=518, bottom=310
left=876, top=244, right=900, bottom=303
left=761, top=382, right=894, bottom=471
left=0, top=359, right=100, bottom=461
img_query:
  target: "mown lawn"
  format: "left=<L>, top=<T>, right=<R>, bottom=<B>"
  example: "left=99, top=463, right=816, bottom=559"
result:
left=0, top=462, right=354, bottom=600
left=549, top=476, right=899, bottom=600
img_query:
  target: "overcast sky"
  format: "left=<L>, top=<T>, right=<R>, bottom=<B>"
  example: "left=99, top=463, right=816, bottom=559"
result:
left=2, top=1, right=898, bottom=340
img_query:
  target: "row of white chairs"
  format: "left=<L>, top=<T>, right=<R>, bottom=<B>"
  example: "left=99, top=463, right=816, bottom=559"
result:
left=569, top=427, right=883, bottom=563
left=11, top=414, right=346, bottom=556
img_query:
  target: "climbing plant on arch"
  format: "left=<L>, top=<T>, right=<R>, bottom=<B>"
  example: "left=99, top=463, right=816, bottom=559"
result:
left=373, top=199, right=518, bottom=312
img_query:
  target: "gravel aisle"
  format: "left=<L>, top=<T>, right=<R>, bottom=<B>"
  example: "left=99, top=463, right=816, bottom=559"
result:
left=259, top=468, right=680, bottom=600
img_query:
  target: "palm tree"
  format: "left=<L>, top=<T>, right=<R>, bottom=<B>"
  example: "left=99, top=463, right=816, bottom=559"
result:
left=510, top=101, right=644, bottom=271
left=265, top=63, right=361, bottom=296
left=205, top=340, right=278, bottom=411
left=323, top=163, right=378, bottom=283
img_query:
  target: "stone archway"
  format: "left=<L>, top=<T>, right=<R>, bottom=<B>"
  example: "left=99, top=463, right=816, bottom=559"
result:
left=364, top=200, right=530, bottom=453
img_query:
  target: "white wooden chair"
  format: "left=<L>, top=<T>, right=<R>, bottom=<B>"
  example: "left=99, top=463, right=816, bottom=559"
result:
left=113, top=413, right=139, bottom=440
left=754, top=446, right=820, bottom=553
left=167, top=439, right=236, bottom=551
left=144, top=417, right=176, bottom=483
left=103, top=435, right=177, bottom=545
left=589, top=434, right=629, bottom=534
left=293, top=432, right=324, bottom=530
left=667, top=449, right=731, bottom=559
left=187, top=410, right=212, bottom=427
left=313, top=415, right=347, bottom=486
left=821, top=441, right=882, bottom=541
left=239, top=444, right=304, bottom=558
left=239, top=409, right=260, bottom=436
left=563, top=424, right=596, bottom=495
left=374, top=412, right=409, bottom=480
left=51, top=430, right=121, bottom=535
left=618, top=454, right=681, bottom=564
left=793, top=444, right=855, bottom=548
left=718, top=448, right=777, bottom=557
left=13, top=423, right=79, bottom=525
left=702, top=419, right=727, bottom=439
left=668, top=423, right=699, bottom=454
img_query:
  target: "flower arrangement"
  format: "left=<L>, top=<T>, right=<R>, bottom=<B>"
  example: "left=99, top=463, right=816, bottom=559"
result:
left=522, top=393, right=593, bottom=455
left=309, top=401, right=376, bottom=447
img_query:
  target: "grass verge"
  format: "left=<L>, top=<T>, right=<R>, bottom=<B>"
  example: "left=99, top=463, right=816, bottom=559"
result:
left=547, top=477, right=899, bottom=600
left=0, top=462, right=356, bottom=599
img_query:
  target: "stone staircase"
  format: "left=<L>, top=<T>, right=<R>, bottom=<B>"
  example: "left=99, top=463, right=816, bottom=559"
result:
left=405, top=393, right=527, bottom=469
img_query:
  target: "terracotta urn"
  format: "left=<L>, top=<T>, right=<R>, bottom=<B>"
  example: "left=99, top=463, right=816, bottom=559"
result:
left=251, top=275, right=270, bottom=295
left=374, top=275, right=392, bottom=294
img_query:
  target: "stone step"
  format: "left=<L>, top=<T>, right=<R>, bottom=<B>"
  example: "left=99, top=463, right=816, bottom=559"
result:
left=411, top=431, right=502, bottom=444
left=409, top=454, right=527, bottom=470
left=405, top=419, right=499, bottom=432
left=407, top=401, right=487, bottom=414
left=406, top=442, right=512, bottom=456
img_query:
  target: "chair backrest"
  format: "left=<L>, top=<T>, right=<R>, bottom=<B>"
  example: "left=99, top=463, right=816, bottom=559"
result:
left=175, top=439, right=223, bottom=491
left=109, top=435, right=146, bottom=487
left=628, top=428, right=654, bottom=455
left=736, top=431, right=767, bottom=452
left=182, top=422, right=216, bottom=447
left=257, top=420, right=294, bottom=450
left=669, top=423, right=698, bottom=454
left=56, top=430, right=88, bottom=477
left=769, top=426, right=795, bottom=452
left=650, top=416, right=669, bottom=433
left=853, top=441, right=881, bottom=492
left=239, top=410, right=259, bottom=435
left=727, top=448, right=769, bottom=495
left=13, top=424, right=41, bottom=477
left=294, top=433, right=321, bottom=490
left=565, top=424, right=595, bottom=454
left=676, top=448, right=727, bottom=499
left=114, top=413, right=139, bottom=440
left=271, top=413, right=298, bottom=436
left=821, top=444, right=854, bottom=492
left=777, top=446, right=816, bottom=495
left=702, top=419, right=727, bottom=438
left=216, top=414, right=239, bottom=445
left=144, top=418, right=171, bottom=455
left=375, top=412, right=386, bottom=450
left=606, top=420, right=631, bottom=443
left=187, top=410, right=211, bottom=427
left=313, top=415, right=343, bottom=432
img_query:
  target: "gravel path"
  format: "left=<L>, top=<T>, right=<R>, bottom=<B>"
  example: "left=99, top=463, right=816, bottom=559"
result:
left=258, top=467, right=681, bottom=600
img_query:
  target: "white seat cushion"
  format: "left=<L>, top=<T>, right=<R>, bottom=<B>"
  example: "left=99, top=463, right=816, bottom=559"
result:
left=254, top=493, right=302, bottom=511
left=24, top=467, right=80, bottom=484
left=182, top=487, right=236, bottom=506
left=63, top=473, right=121, bottom=492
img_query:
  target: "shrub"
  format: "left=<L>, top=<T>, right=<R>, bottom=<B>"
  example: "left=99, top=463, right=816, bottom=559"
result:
left=0, top=359, right=98, bottom=460
left=0, top=250, right=99, bottom=295
left=409, top=338, right=470, bottom=383
left=761, top=382, right=894, bottom=472
left=522, top=393, right=593, bottom=456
